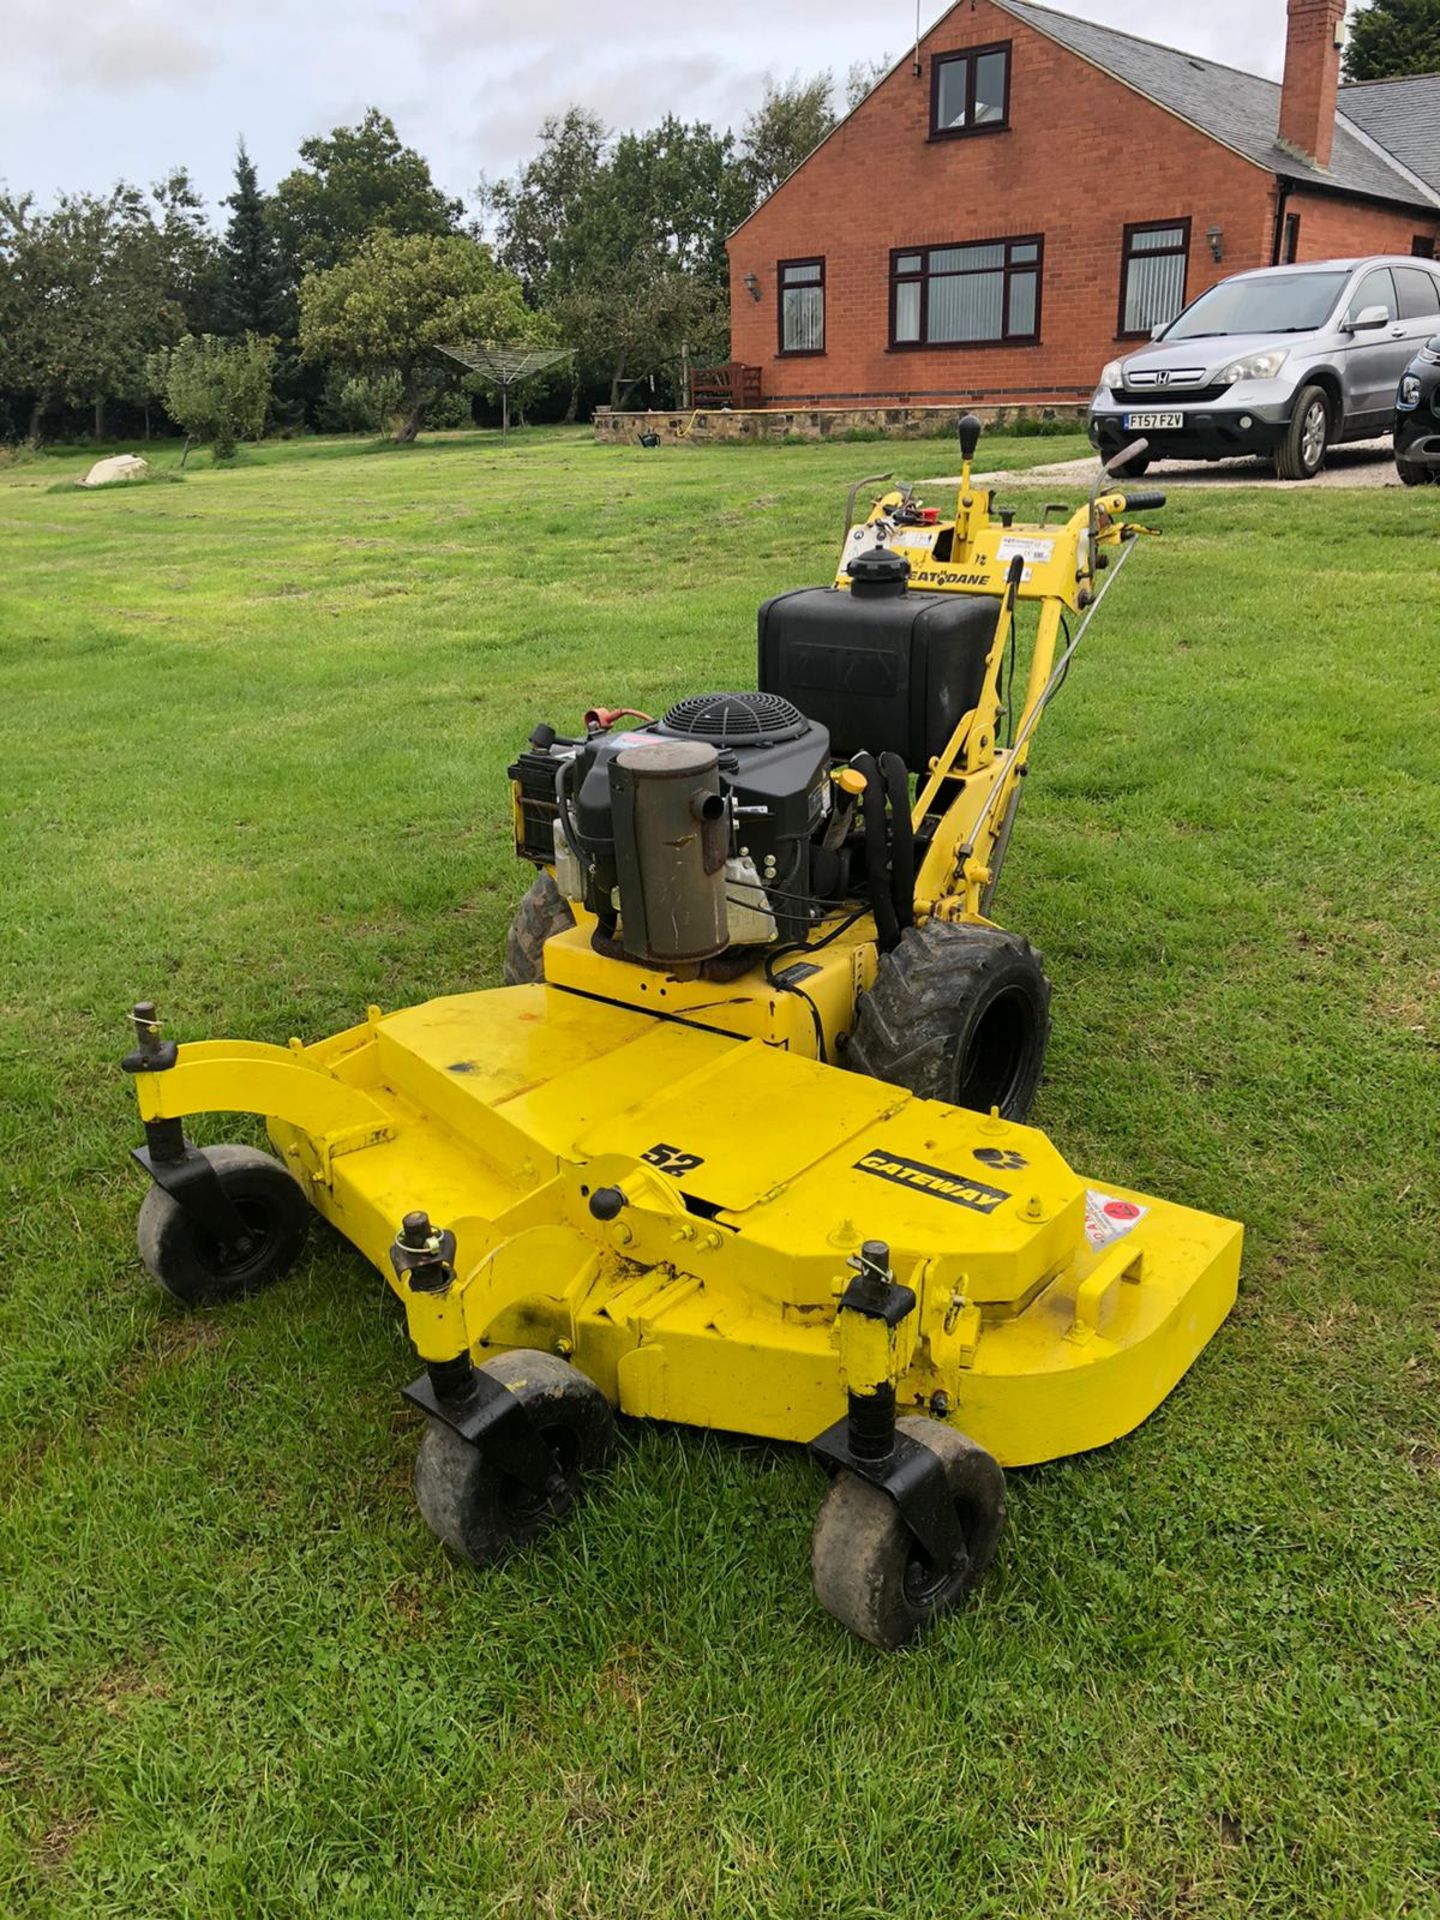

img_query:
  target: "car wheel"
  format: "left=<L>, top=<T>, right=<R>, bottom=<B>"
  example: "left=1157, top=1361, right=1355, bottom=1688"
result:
left=1108, top=452, right=1151, bottom=480
left=1275, top=386, right=1330, bottom=480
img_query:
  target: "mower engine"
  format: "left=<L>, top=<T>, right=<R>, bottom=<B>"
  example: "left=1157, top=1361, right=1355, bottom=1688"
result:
left=510, top=547, right=1007, bottom=974
left=510, top=691, right=839, bottom=967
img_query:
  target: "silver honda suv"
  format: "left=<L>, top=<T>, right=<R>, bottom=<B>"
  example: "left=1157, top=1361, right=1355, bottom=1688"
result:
left=1088, top=256, right=1440, bottom=479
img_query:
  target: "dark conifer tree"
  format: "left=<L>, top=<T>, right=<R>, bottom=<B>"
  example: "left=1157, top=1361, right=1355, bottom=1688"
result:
left=1344, top=0, right=1440, bottom=81
left=219, top=141, right=288, bottom=335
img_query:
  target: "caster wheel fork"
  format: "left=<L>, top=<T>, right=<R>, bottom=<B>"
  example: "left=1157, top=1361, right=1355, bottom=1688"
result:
left=810, top=1238, right=1007, bottom=1648
left=811, top=1418, right=1006, bottom=1649
left=392, top=1212, right=617, bottom=1568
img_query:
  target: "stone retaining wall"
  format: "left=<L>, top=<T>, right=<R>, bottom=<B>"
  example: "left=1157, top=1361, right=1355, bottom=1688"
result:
left=593, top=402, right=1089, bottom=446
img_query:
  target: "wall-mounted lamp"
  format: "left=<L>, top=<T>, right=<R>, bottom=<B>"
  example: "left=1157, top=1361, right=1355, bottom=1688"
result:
left=1207, top=225, right=1225, bottom=264
left=743, top=271, right=762, bottom=302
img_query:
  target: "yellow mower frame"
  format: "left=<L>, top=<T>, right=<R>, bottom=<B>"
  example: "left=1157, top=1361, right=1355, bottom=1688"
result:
left=124, top=422, right=1240, bottom=1648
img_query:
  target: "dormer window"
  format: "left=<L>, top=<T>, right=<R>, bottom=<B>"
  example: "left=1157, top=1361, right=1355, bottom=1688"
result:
left=931, top=44, right=1012, bottom=139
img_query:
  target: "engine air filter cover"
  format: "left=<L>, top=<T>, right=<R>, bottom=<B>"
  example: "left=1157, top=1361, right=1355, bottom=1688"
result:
left=660, top=690, right=809, bottom=748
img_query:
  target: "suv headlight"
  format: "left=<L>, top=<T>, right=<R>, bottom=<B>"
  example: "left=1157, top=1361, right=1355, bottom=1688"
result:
left=1400, top=374, right=1422, bottom=408
left=1100, top=360, right=1124, bottom=389
left=1419, top=342, right=1440, bottom=366
left=1218, top=349, right=1289, bottom=385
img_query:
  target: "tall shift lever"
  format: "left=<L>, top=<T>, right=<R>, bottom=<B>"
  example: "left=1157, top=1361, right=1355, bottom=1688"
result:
left=955, top=412, right=984, bottom=556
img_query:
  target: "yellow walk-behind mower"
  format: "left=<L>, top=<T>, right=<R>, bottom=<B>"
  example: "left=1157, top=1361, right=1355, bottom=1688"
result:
left=123, top=419, right=1241, bottom=1648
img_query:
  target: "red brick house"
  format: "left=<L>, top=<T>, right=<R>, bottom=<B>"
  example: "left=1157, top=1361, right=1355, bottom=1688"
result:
left=726, top=0, right=1440, bottom=408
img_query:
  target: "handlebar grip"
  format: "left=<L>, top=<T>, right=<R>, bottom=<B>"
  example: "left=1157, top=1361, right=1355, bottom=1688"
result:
left=1118, top=489, right=1167, bottom=511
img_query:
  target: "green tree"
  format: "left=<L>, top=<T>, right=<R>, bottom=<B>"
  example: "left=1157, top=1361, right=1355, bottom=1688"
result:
left=554, top=117, right=747, bottom=290
left=845, top=53, right=892, bottom=110
left=0, top=185, right=187, bottom=441
left=298, top=228, right=538, bottom=441
left=1344, top=0, right=1440, bottom=80
left=739, top=73, right=836, bottom=205
left=483, top=107, right=607, bottom=420
left=220, top=142, right=288, bottom=335
left=149, top=169, right=224, bottom=335
left=549, top=262, right=724, bottom=411
left=542, top=116, right=748, bottom=407
left=484, top=107, right=607, bottom=298
left=270, top=109, right=463, bottom=275
left=150, top=331, right=277, bottom=457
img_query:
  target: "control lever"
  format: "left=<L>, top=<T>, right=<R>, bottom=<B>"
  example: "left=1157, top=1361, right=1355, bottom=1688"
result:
left=841, top=472, right=895, bottom=547
left=1087, top=437, right=1149, bottom=577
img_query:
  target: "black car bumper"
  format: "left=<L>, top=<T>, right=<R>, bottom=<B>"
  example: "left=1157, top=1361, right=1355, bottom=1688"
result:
left=1089, top=409, right=1288, bottom=462
left=1395, top=417, right=1440, bottom=464
left=1395, top=353, right=1440, bottom=465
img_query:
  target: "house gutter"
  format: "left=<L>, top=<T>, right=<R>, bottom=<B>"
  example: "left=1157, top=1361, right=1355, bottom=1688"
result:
left=1270, top=169, right=1439, bottom=216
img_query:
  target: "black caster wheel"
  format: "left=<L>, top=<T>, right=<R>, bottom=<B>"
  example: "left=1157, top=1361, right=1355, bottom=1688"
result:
left=136, top=1144, right=310, bottom=1307
left=811, top=1418, right=1006, bottom=1649
left=413, top=1350, right=617, bottom=1566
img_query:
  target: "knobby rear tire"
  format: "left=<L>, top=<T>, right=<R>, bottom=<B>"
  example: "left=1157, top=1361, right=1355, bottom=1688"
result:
left=503, top=872, right=577, bottom=986
left=844, top=921, right=1052, bottom=1122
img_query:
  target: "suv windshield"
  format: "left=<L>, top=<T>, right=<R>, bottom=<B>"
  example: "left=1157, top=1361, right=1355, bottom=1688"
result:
left=1164, top=270, right=1349, bottom=340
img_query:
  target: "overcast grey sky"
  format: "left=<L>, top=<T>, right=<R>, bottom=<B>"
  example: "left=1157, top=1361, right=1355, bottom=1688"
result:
left=3, top=0, right=1291, bottom=216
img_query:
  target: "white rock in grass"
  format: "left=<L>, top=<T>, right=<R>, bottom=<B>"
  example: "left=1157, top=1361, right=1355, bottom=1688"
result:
left=78, top=454, right=149, bottom=488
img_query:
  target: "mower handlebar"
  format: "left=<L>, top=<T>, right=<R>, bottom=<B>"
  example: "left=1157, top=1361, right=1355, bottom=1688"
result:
left=1116, top=489, right=1167, bottom=513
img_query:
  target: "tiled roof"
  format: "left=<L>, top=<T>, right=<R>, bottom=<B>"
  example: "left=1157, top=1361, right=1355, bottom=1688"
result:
left=993, top=0, right=1440, bottom=210
left=1339, top=73, right=1440, bottom=193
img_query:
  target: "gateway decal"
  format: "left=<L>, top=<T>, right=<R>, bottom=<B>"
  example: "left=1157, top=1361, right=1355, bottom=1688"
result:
left=855, top=1150, right=1010, bottom=1214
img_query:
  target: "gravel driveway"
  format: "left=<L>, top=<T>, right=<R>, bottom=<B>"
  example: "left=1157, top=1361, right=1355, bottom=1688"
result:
left=984, top=438, right=1404, bottom=489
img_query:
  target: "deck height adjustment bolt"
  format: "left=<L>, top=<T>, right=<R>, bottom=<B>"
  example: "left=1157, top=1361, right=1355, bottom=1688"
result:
left=392, top=1211, right=455, bottom=1294
left=837, top=1241, right=919, bottom=1466
left=122, top=999, right=179, bottom=1075
left=844, top=1239, right=895, bottom=1312
left=390, top=1212, right=475, bottom=1412
left=133, top=1002, right=161, bottom=1058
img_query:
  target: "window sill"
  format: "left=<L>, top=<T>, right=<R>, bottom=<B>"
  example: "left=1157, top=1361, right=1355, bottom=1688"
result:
left=887, top=337, right=1041, bottom=352
left=928, top=123, right=1010, bottom=142
left=776, top=348, right=827, bottom=359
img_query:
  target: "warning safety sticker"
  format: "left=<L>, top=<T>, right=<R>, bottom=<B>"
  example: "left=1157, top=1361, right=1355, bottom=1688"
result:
left=997, top=535, right=1056, bottom=568
left=1084, top=1190, right=1149, bottom=1252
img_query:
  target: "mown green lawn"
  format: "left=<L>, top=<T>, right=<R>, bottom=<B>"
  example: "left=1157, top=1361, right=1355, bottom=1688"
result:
left=1, top=426, right=1436, bottom=1920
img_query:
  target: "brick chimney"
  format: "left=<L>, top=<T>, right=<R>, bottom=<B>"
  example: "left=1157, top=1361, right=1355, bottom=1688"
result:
left=1278, top=0, right=1347, bottom=170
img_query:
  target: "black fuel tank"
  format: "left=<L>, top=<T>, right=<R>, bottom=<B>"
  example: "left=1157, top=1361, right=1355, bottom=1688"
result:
left=758, top=549, right=1001, bottom=774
